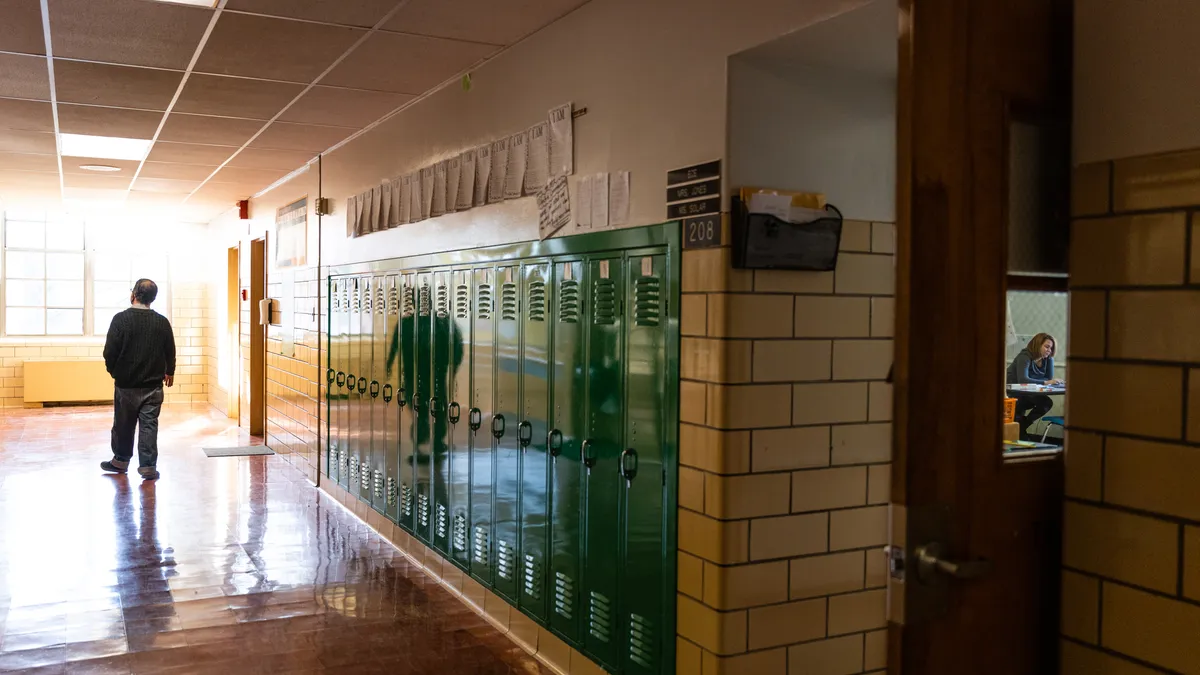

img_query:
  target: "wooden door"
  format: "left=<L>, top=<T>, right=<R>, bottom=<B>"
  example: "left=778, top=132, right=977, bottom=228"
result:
left=891, top=0, right=1071, bottom=673
left=249, top=237, right=266, bottom=436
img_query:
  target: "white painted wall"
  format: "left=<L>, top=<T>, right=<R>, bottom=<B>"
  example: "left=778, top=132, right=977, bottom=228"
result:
left=1074, top=0, right=1200, bottom=164
left=307, top=0, right=872, bottom=266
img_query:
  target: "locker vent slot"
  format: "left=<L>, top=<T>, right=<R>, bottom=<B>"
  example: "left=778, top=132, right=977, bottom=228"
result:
left=554, top=573, right=574, bottom=619
left=497, top=539, right=515, bottom=580
left=435, top=284, right=449, bottom=319
left=402, top=285, right=416, bottom=318
left=363, top=284, right=372, bottom=313
left=375, top=284, right=385, bottom=315
left=418, top=284, right=432, bottom=317
left=527, top=280, right=546, bottom=322
left=633, top=276, right=661, bottom=326
left=454, top=285, right=470, bottom=319
left=352, top=287, right=361, bottom=312
left=589, top=591, right=612, bottom=643
left=629, top=613, right=656, bottom=669
left=386, top=478, right=397, bottom=507
left=453, top=513, right=468, bottom=551
left=401, top=483, right=413, bottom=517
left=417, top=493, right=430, bottom=528
left=592, top=279, right=616, bottom=325
left=373, top=470, right=383, bottom=499
left=558, top=279, right=580, bottom=323
left=473, top=526, right=490, bottom=566
left=332, top=292, right=339, bottom=311
left=476, top=284, right=493, bottom=320
left=436, top=503, right=449, bottom=539
left=500, top=283, right=518, bottom=321
left=387, top=284, right=399, bottom=316
left=523, top=554, right=543, bottom=600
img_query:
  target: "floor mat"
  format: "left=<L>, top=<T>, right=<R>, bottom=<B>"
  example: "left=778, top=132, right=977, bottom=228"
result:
left=202, top=446, right=275, bottom=457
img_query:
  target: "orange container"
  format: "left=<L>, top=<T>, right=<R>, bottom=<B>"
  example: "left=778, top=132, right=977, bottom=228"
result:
left=1003, top=398, right=1017, bottom=424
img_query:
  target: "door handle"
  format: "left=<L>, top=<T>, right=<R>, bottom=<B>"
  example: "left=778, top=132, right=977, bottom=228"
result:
left=327, top=368, right=335, bottom=384
left=382, top=384, right=393, bottom=403
left=357, top=378, right=367, bottom=394
left=448, top=402, right=461, bottom=424
left=620, top=448, right=638, bottom=481
left=370, top=380, right=380, bottom=398
left=492, top=414, right=505, bottom=439
left=346, top=373, right=355, bottom=390
left=469, top=407, right=482, bottom=431
left=397, top=387, right=407, bottom=408
left=518, top=421, right=533, bottom=448
left=336, top=372, right=345, bottom=387
left=548, top=429, right=563, bottom=457
left=914, top=542, right=992, bottom=583
left=429, top=397, right=440, bottom=419
left=581, top=439, right=596, bottom=470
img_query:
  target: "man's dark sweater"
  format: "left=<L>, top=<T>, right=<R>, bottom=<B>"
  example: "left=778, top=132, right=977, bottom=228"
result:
left=103, top=308, right=176, bottom=389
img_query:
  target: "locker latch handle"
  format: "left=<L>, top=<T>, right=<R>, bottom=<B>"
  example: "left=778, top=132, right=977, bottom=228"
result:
left=357, top=378, right=367, bottom=394
left=336, top=372, right=345, bottom=387
left=469, top=408, right=482, bottom=431
left=370, top=381, right=380, bottom=398
left=327, top=368, right=335, bottom=384
left=492, top=414, right=506, bottom=439
left=346, top=374, right=356, bottom=391
left=397, top=387, right=407, bottom=408
left=620, top=448, right=639, bottom=481
left=581, top=439, right=597, bottom=469
left=548, top=429, right=563, bottom=457
left=382, top=384, right=393, bottom=403
left=518, top=421, right=533, bottom=448
left=448, top=402, right=461, bottom=424
left=429, top=397, right=440, bottom=419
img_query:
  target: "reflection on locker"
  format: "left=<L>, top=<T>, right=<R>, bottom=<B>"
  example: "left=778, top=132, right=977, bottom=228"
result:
left=326, top=224, right=679, bottom=675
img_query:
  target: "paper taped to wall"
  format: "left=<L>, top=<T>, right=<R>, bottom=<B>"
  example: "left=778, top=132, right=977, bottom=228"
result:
left=537, top=175, right=571, bottom=240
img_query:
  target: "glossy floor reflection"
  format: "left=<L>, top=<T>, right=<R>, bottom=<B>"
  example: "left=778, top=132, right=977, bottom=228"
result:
left=0, top=405, right=550, bottom=674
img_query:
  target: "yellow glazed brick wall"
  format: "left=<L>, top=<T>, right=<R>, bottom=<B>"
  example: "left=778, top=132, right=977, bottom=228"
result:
left=679, top=219, right=893, bottom=674
left=1062, top=153, right=1200, bottom=673
left=265, top=267, right=321, bottom=483
left=0, top=282, right=208, bottom=409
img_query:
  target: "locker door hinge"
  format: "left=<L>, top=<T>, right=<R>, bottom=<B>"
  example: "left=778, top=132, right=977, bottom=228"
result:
left=662, top=468, right=667, bottom=486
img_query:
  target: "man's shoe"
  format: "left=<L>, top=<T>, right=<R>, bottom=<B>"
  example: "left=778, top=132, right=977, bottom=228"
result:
left=139, top=467, right=160, bottom=480
left=101, top=460, right=129, bottom=474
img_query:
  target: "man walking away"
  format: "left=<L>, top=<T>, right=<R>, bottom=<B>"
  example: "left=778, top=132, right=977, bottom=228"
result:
left=101, top=279, right=176, bottom=480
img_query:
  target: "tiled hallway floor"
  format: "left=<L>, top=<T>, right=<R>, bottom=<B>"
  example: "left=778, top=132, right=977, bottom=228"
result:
left=0, top=405, right=549, bottom=674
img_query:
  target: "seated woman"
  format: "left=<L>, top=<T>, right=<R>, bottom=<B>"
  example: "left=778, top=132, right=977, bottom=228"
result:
left=1006, top=332, right=1064, bottom=440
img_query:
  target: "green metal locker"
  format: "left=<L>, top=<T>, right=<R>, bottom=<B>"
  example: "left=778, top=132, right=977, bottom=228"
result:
left=548, top=258, right=586, bottom=644
left=431, top=269, right=452, bottom=555
left=582, top=256, right=624, bottom=671
left=414, top=272, right=434, bottom=541
left=398, top=273, right=417, bottom=530
left=470, top=266, right=496, bottom=584
left=358, top=276, right=374, bottom=501
left=492, top=264, right=522, bottom=602
left=370, top=275, right=387, bottom=512
left=338, top=278, right=351, bottom=485
left=383, top=276, right=402, bottom=522
left=327, top=278, right=341, bottom=483
left=345, top=276, right=361, bottom=491
left=519, top=261, right=551, bottom=622
left=449, top=269, right=473, bottom=569
left=621, top=252, right=669, bottom=674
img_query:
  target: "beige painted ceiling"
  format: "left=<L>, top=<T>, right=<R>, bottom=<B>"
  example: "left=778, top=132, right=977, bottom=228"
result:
left=0, top=0, right=589, bottom=221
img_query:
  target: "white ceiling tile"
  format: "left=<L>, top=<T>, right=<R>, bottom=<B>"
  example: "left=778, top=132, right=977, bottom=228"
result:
left=383, top=0, right=588, bottom=46
left=278, top=86, right=410, bottom=127
left=224, top=0, right=400, bottom=28
left=321, top=31, right=497, bottom=94
left=48, top=0, right=213, bottom=70
left=194, top=13, right=365, bottom=83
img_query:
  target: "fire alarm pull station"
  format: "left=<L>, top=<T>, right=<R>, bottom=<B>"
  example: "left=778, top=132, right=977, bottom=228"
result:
left=241, top=289, right=248, bottom=301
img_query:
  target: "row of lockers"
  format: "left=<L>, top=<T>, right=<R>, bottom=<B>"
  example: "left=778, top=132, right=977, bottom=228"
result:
left=325, top=242, right=676, bottom=675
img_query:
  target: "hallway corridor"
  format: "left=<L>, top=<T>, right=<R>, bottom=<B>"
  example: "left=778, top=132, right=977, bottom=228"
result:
left=0, top=405, right=549, bottom=674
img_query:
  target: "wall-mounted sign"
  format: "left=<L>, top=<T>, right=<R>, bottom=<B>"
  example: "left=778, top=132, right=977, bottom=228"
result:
left=667, top=159, right=722, bottom=220
left=682, top=214, right=722, bottom=249
left=275, top=198, right=306, bottom=268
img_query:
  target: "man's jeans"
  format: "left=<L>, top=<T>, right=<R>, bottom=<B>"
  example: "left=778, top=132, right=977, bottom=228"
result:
left=111, top=386, right=164, bottom=468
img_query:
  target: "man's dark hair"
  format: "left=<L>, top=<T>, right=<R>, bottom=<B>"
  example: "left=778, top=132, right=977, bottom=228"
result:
left=133, top=278, right=158, bottom=306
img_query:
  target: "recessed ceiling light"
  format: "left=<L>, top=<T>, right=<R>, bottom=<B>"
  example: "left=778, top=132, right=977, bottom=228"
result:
left=60, top=133, right=152, bottom=162
left=79, top=164, right=122, bottom=172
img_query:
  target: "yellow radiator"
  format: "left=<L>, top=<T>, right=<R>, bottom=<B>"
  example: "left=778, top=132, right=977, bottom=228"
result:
left=23, top=359, right=114, bottom=403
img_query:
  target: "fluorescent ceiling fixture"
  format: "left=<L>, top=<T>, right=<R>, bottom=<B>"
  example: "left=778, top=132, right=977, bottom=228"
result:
left=152, top=0, right=218, bottom=5
left=59, top=134, right=152, bottom=161
left=78, top=164, right=121, bottom=172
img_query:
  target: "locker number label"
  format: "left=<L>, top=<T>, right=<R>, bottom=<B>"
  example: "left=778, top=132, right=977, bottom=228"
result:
left=641, top=257, right=653, bottom=276
left=599, top=260, right=610, bottom=279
